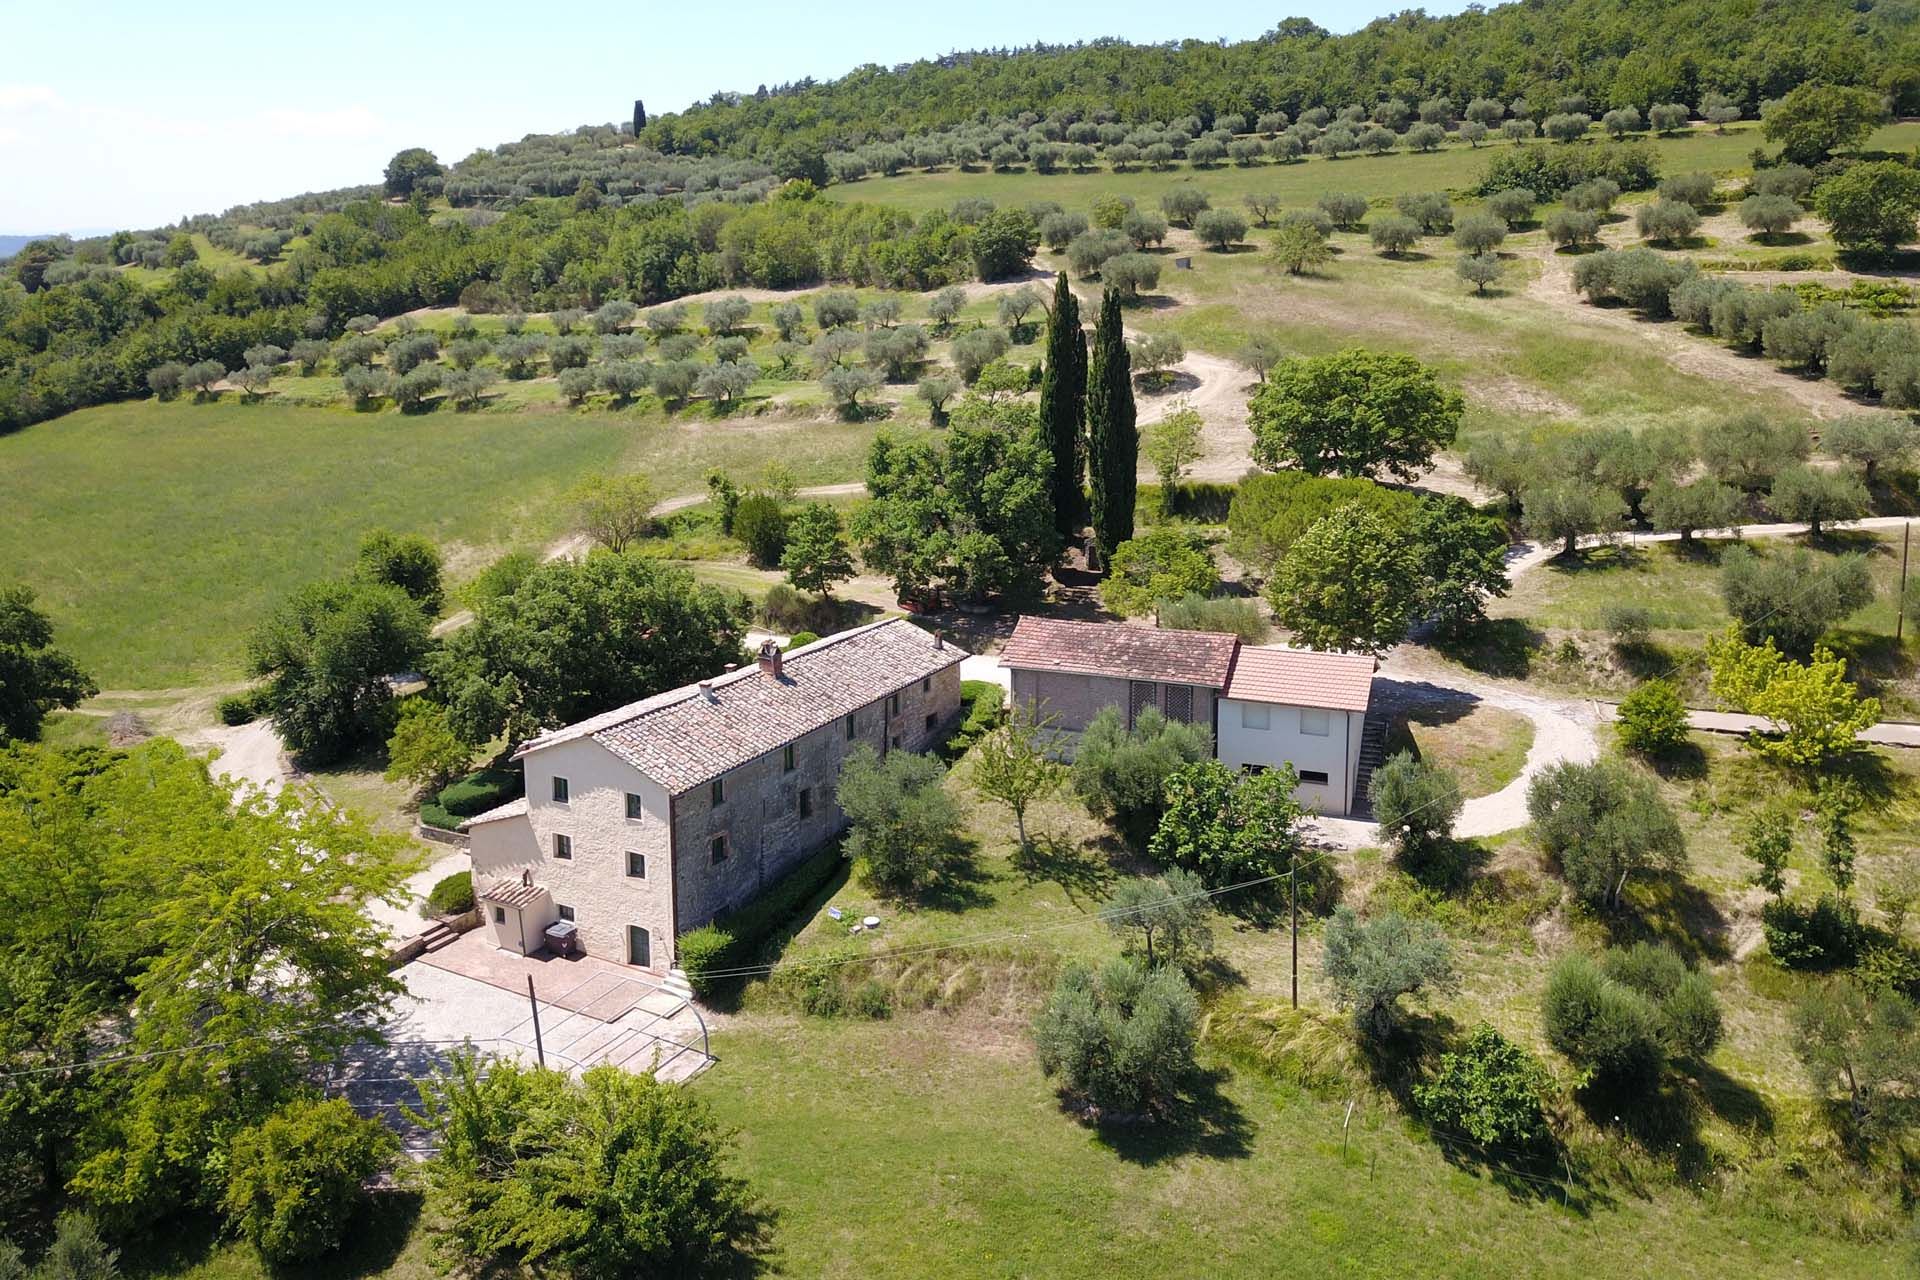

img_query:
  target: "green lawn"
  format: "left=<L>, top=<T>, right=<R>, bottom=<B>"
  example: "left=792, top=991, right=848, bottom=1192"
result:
left=1384, top=702, right=1534, bottom=798
left=1485, top=532, right=1920, bottom=715
left=824, top=122, right=1920, bottom=216
left=693, top=1014, right=1902, bottom=1279
left=0, top=396, right=915, bottom=688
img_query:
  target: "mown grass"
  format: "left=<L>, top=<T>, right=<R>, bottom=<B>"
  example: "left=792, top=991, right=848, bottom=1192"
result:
left=1485, top=531, right=1919, bottom=714
left=824, top=121, right=1920, bottom=216
left=692, top=1012, right=1904, bottom=1279
left=0, top=396, right=920, bottom=687
left=1384, top=701, right=1535, bottom=797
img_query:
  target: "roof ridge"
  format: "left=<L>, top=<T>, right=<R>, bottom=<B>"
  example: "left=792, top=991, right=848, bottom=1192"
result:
left=517, top=617, right=935, bottom=759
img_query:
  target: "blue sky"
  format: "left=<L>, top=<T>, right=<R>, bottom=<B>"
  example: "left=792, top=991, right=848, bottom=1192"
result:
left=1, top=1, right=1464, bottom=233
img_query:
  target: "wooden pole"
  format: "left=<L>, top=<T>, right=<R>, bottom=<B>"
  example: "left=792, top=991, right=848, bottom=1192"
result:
left=1290, top=851, right=1299, bottom=1010
left=527, top=975, right=546, bottom=1068
left=1898, top=522, right=1911, bottom=644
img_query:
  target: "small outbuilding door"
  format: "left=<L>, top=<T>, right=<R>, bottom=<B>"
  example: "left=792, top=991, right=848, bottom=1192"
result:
left=627, top=924, right=651, bottom=968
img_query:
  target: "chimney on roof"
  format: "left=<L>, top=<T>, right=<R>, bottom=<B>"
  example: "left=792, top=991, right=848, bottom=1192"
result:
left=698, top=680, right=717, bottom=702
left=934, top=631, right=944, bottom=650
left=757, top=638, right=784, bottom=682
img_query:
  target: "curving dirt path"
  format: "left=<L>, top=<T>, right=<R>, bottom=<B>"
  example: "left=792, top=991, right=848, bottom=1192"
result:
left=1305, top=512, right=1920, bottom=848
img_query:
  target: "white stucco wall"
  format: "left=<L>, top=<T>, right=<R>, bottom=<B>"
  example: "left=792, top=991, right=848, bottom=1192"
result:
left=469, top=737, right=677, bottom=968
left=1215, top=700, right=1362, bottom=815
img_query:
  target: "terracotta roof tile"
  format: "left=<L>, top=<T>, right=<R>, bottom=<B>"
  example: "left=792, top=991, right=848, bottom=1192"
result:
left=460, top=796, right=529, bottom=829
left=520, top=619, right=965, bottom=796
left=1223, top=646, right=1375, bottom=712
left=479, top=879, right=548, bottom=910
left=998, top=616, right=1238, bottom=688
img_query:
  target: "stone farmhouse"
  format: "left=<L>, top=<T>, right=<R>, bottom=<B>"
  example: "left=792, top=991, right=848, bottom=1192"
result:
left=463, top=619, right=965, bottom=972
left=1000, top=616, right=1380, bottom=816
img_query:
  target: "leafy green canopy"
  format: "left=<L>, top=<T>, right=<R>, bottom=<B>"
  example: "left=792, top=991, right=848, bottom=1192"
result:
left=431, top=551, right=749, bottom=745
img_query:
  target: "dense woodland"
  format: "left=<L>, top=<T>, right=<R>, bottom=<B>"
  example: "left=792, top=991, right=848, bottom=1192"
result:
left=640, top=0, right=1920, bottom=156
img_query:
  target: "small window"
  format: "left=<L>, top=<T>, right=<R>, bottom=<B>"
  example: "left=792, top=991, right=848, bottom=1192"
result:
left=1240, top=703, right=1271, bottom=731
left=888, top=692, right=900, bottom=717
left=924, top=712, right=936, bottom=732
left=493, top=905, right=506, bottom=924
left=891, top=734, right=901, bottom=749
left=551, top=776, right=570, bottom=803
left=922, top=676, right=931, bottom=693
left=799, top=787, right=813, bottom=818
left=710, top=778, right=725, bottom=807
left=625, top=792, right=644, bottom=821
left=1241, top=763, right=1269, bottom=776
left=710, top=834, right=728, bottom=864
left=626, top=851, right=646, bottom=879
left=553, top=833, right=572, bottom=860
left=845, top=711, right=856, bottom=739
left=557, top=903, right=575, bottom=922
left=1301, top=708, right=1331, bottom=737
left=1299, top=769, right=1330, bottom=785
left=783, top=743, right=795, bottom=772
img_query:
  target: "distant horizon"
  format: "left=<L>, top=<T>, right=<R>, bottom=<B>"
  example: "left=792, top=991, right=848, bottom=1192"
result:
left=2, top=0, right=1470, bottom=232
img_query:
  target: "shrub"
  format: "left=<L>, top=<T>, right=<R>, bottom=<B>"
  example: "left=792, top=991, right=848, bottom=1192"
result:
left=415, top=1058, right=756, bottom=1278
left=837, top=743, right=962, bottom=898
left=1033, top=956, right=1199, bottom=1115
left=1072, top=707, right=1213, bottom=843
left=1154, top=593, right=1271, bottom=642
left=678, top=843, right=847, bottom=998
left=1615, top=679, right=1690, bottom=756
left=1322, top=907, right=1457, bottom=1039
left=784, top=630, right=820, bottom=650
left=1369, top=752, right=1463, bottom=873
left=435, top=766, right=522, bottom=818
left=1601, top=941, right=1722, bottom=1060
left=1413, top=1025, right=1551, bottom=1150
left=222, top=1098, right=396, bottom=1264
left=426, top=871, right=475, bottom=916
left=1542, top=952, right=1664, bottom=1088
left=35, top=1213, right=119, bottom=1280
left=217, top=687, right=268, bottom=725
left=1762, top=893, right=1861, bottom=969
left=732, top=493, right=788, bottom=567
left=946, top=679, right=1006, bottom=754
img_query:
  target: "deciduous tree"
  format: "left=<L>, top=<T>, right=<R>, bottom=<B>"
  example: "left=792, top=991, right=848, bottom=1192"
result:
left=1250, top=349, right=1462, bottom=481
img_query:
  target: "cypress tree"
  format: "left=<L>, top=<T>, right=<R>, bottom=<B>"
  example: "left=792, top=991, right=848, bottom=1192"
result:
left=1085, top=288, right=1137, bottom=568
left=1037, top=272, right=1087, bottom=540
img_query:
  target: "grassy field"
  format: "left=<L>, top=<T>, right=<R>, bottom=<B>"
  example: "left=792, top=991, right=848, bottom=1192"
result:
left=1480, top=530, right=1920, bottom=715
left=825, top=122, right=1920, bottom=216
left=0, top=395, right=918, bottom=687
left=660, top=730, right=1920, bottom=1278
left=1384, top=702, right=1534, bottom=797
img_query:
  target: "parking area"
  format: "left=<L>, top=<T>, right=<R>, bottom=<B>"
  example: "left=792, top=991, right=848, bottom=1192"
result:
left=331, top=930, right=714, bottom=1152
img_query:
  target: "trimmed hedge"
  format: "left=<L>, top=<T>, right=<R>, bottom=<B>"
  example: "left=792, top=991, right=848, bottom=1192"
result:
left=945, top=680, right=1007, bottom=755
left=679, top=842, right=848, bottom=998
left=426, top=871, right=474, bottom=916
left=436, top=766, right=522, bottom=817
left=419, top=801, right=461, bottom=832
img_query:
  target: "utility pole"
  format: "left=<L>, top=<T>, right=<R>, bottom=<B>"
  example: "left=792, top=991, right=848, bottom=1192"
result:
left=1898, top=522, right=1911, bottom=644
left=1289, top=849, right=1299, bottom=1010
left=526, top=974, right=546, bottom=1068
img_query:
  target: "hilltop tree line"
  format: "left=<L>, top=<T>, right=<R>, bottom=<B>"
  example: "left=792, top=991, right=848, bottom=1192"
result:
left=637, top=0, right=1920, bottom=160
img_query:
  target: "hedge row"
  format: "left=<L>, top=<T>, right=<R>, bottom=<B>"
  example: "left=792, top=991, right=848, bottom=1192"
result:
left=679, top=842, right=849, bottom=998
left=945, top=680, right=1008, bottom=756
left=419, top=765, right=523, bottom=832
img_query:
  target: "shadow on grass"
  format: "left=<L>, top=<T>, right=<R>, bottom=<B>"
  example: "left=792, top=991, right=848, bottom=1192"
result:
left=1093, top=1064, right=1255, bottom=1166
left=1012, top=831, right=1118, bottom=906
left=914, top=835, right=997, bottom=914
left=1645, top=738, right=1709, bottom=781
left=1432, top=617, right=1542, bottom=679
left=125, top=1194, right=424, bottom=1280
left=1606, top=871, right=1731, bottom=964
